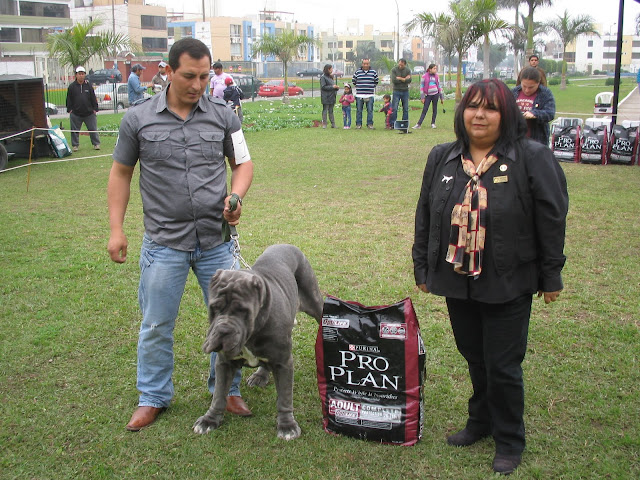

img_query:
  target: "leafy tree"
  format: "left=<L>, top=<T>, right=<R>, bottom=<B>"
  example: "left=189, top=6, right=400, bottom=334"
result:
left=47, top=18, right=132, bottom=72
left=251, top=30, right=318, bottom=99
left=405, top=0, right=500, bottom=102
left=498, top=0, right=525, bottom=75
left=546, top=10, right=598, bottom=89
left=523, top=0, right=552, bottom=56
left=475, top=3, right=510, bottom=80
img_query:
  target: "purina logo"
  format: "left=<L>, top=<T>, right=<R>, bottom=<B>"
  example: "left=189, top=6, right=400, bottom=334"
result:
left=348, top=344, right=381, bottom=353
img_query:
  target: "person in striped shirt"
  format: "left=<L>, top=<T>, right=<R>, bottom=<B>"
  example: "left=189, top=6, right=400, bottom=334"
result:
left=352, top=59, right=379, bottom=129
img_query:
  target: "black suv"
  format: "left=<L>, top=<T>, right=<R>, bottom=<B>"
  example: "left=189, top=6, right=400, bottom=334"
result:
left=232, top=74, right=263, bottom=99
left=87, top=68, right=123, bottom=85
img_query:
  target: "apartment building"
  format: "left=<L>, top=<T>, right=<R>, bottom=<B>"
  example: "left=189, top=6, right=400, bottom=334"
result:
left=573, top=32, right=640, bottom=73
left=0, top=0, right=72, bottom=77
left=320, top=25, right=395, bottom=74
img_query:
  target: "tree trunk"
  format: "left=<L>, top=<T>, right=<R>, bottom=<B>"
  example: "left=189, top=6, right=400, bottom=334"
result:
left=560, top=48, right=567, bottom=90
left=513, top=5, right=520, bottom=79
left=483, top=35, right=491, bottom=80
left=526, top=3, right=535, bottom=57
left=282, top=62, right=290, bottom=104
left=456, top=55, right=463, bottom=103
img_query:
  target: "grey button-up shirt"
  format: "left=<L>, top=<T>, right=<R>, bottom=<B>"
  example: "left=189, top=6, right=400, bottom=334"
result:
left=113, top=89, right=242, bottom=251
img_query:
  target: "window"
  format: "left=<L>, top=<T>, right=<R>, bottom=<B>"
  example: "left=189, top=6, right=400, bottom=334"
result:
left=588, top=40, right=593, bottom=47
left=633, top=41, right=640, bottom=48
left=19, top=1, right=68, bottom=17
left=0, top=0, right=18, bottom=15
left=338, top=41, right=343, bottom=48
left=142, top=37, right=168, bottom=52
left=380, top=40, right=393, bottom=48
left=0, top=27, right=18, bottom=42
left=346, top=40, right=353, bottom=48
left=603, top=51, right=617, bottom=59
left=230, top=43, right=241, bottom=56
left=346, top=51, right=354, bottom=61
left=632, top=52, right=640, bottom=59
left=564, top=52, right=575, bottom=63
left=328, top=53, right=333, bottom=60
left=587, top=52, right=593, bottom=59
left=230, top=24, right=241, bottom=37
left=21, top=28, right=44, bottom=42
left=603, top=40, right=616, bottom=48
left=141, top=15, right=166, bottom=30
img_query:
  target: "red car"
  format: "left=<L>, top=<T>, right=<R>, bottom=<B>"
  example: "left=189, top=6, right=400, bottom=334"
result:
left=258, top=80, right=304, bottom=97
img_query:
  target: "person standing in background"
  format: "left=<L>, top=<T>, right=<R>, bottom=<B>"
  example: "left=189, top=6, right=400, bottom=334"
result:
left=320, top=64, right=339, bottom=128
left=66, top=66, right=100, bottom=152
left=352, top=59, right=379, bottom=129
left=389, top=58, right=412, bottom=128
left=128, top=64, right=147, bottom=105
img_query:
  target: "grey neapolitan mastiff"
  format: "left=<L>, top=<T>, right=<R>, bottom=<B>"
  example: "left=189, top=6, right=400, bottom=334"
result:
left=193, top=244, right=323, bottom=440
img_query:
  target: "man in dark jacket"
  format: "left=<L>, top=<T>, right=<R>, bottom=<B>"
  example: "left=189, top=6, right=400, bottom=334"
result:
left=389, top=58, right=412, bottom=128
left=66, top=66, right=100, bottom=151
left=512, top=67, right=555, bottom=145
left=223, top=76, right=244, bottom=123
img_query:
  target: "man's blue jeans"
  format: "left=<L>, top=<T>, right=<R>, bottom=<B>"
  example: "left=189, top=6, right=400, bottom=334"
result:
left=356, top=96, right=375, bottom=127
left=390, top=90, right=410, bottom=127
left=137, top=234, right=242, bottom=408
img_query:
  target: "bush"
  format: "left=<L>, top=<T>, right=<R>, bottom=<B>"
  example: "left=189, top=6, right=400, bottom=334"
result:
left=504, top=78, right=516, bottom=85
left=548, top=77, right=561, bottom=85
left=605, top=77, right=621, bottom=86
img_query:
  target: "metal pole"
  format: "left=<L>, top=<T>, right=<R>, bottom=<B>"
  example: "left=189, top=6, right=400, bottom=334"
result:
left=611, top=0, right=624, bottom=127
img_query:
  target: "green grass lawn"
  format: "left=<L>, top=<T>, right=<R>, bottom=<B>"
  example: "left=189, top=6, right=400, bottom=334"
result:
left=1, top=91, right=638, bottom=479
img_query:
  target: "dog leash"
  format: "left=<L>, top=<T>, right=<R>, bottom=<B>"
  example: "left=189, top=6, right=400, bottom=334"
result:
left=224, top=193, right=252, bottom=270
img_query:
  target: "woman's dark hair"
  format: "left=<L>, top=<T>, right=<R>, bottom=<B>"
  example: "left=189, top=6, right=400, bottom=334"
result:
left=323, top=64, right=333, bottom=76
left=427, top=63, right=436, bottom=70
left=169, top=38, right=212, bottom=72
left=453, top=79, right=527, bottom=151
left=520, top=66, right=541, bottom=83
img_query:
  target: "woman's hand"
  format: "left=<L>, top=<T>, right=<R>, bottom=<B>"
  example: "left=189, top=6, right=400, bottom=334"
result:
left=537, top=290, right=561, bottom=304
left=417, top=284, right=429, bottom=294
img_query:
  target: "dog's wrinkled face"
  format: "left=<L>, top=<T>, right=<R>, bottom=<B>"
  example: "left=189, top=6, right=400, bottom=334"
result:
left=202, top=269, right=266, bottom=359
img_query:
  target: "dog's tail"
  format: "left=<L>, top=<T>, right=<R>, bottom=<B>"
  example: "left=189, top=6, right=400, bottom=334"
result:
left=294, top=253, right=323, bottom=324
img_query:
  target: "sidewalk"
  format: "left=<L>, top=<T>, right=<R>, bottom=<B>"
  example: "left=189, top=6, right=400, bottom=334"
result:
left=615, top=86, right=640, bottom=123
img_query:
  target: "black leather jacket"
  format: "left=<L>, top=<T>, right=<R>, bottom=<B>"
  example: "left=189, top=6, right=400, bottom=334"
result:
left=412, top=140, right=568, bottom=304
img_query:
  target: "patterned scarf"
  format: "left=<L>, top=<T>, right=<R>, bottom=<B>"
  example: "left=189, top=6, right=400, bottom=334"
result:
left=446, top=153, right=498, bottom=278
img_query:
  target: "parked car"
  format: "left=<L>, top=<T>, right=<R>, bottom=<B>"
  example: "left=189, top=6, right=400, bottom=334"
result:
left=296, top=67, right=323, bottom=78
left=94, top=83, right=151, bottom=110
left=258, top=80, right=304, bottom=97
left=229, top=74, right=263, bottom=98
left=333, top=67, right=344, bottom=77
left=87, top=68, right=122, bottom=85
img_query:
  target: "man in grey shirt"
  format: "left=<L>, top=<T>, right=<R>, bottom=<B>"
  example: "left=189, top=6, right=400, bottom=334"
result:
left=389, top=58, right=412, bottom=128
left=107, top=37, right=254, bottom=432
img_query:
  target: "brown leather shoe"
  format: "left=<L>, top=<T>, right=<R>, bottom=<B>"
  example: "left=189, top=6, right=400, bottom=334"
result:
left=225, top=396, right=252, bottom=416
left=125, top=406, right=166, bottom=431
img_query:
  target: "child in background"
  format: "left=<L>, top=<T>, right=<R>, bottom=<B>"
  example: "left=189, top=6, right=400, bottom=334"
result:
left=339, top=83, right=355, bottom=129
left=413, top=64, right=444, bottom=129
left=380, top=94, right=393, bottom=129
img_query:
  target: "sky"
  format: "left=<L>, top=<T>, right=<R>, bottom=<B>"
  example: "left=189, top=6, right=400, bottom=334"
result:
left=164, top=0, right=640, bottom=36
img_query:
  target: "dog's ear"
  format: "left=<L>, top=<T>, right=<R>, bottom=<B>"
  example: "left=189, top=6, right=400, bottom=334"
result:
left=250, top=276, right=268, bottom=309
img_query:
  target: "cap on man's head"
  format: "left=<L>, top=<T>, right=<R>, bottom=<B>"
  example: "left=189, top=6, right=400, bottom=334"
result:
left=75, top=66, right=86, bottom=73
left=132, top=64, right=146, bottom=72
left=212, top=62, right=223, bottom=69
left=225, top=77, right=233, bottom=85
left=158, top=61, right=167, bottom=68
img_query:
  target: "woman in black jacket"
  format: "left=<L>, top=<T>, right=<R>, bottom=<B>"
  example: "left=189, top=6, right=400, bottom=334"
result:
left=412, top=79, right=568, bottom=475
left=319, top=64, right=339, bottom=128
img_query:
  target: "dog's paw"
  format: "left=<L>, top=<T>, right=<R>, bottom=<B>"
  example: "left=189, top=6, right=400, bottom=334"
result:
left=277, top=421, right=301, bottom=441
left=247, top=368, right=270, bottom=388
left=193, top=415, right=223, bottom=435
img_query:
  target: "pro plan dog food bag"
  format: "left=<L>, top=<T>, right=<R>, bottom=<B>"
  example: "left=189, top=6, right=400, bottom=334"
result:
left=316, top=296, right=426, bottom=446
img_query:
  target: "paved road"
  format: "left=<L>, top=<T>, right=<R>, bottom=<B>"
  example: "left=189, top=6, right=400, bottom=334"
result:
left=615, top=86, right=640, bottom=124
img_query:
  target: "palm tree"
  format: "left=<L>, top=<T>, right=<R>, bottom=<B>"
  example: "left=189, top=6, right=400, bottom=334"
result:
left=251, top=30, right=318, bottom=101
left=498, top=0, right=524, bottom=76
left=47, top=18, right=132, bottom=71
left=404, top=12, right=454, bottom=84
left=405, top=0, right=499, bottom=102
left=476, top=13, right=510, bottom=80
left=523, top=0, right=552, bottom=57
left=546, top=10, right=598, bottom=89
